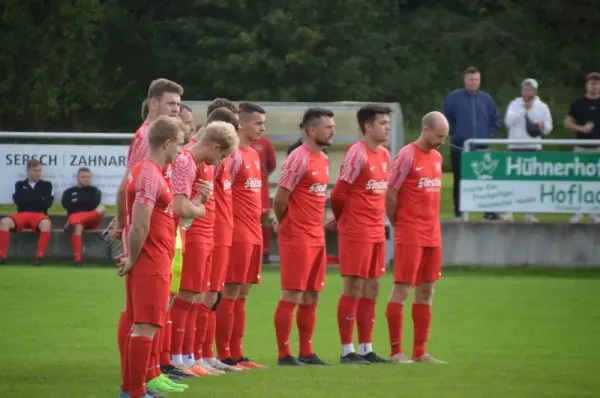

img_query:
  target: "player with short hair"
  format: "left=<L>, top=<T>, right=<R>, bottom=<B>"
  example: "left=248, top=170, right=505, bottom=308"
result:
left=169, top=118, right=240, bottom=377
left=0, top=159, right=53, bottom=266
left=62, top=167, right=105, bottom=267
left=385, top=111, right=448, bottom=364
left=118, top=115, right=185, bottom=398
left=215, top=102, right=268, bottom=370
left=179, top=104, right=195, bottom=142
left=114, top=79, right=187, bottom=392
left=330, top=104, right=392, bottom=364
left=206, top=97, right=238, bottom=116
left=273, top=108, right=335, bottom=366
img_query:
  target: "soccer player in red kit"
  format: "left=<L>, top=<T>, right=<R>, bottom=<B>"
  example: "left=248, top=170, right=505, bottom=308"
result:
left=330, top=104, right=392, bottom=364
left=273, top=108, right=335, bottom=366
left=249, top=134, right=276, bottom=264
left=385, top=111, right=449, bottom=364
left=114, top=79, right=187, bottom=393
left=216, top=102, right=268, bottom=369
left=169, top=116, right=240, bottom=377
left=118, top=116, right=184, bottom=398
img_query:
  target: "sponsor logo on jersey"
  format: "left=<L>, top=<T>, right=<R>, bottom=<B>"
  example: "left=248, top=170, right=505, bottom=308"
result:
left=309, top=183, right=328, bottom=196
left=417, top=177, right=442, bottom=192
left=244, top=177, right=262, bottom=191
left=366, top=179, right=387, bottom=194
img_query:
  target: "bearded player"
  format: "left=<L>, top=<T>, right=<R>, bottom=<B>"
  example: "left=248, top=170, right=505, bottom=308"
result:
left=216, top=102, right=268, bottom=369
left=114, top=79, right=186, bottom=393
left=330, top=104, right=392, bottom=364
left=118, top=116, right=184, bottom=398
left=385, top=111, right=448, bottom=364
left=273, top=108, right=335, bottom=366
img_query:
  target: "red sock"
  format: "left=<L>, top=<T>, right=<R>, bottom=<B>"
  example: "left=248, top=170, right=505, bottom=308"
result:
left=36, top=231, right=51, bottom=258
left=194, top=303, right=211, bottom=359
left=146, top=331, right=161, bottom=381
left=274, top=300, right=296, bottom=359
left=71, top=234, right=83, bottom=262
left=412, top=303, right=432, bottom=359
left=337, top=295, right=359, bottom=345
left=385, top=302, right=404, bottom=356
left=215, top=298, right=235, bottom=360
left=202, top=310, right=216, bottom=358
left=182, top=303, right=200, bottom=356
left=128, top=335, right=152, bottom=398
left=357, top=297, right=376, bottom=344
left=169, top=297, right=193, bottom=355
left=297, top=303, right=317, bottom=357
left=0, top=230, right=9, bottom=258
left=160, top=312, right=172, bottom=365
left=231, top=297, right=246, bottom=360
left=117, top=311, right=133, bottom=390
left=262, top=226, right=272, bottom=255
left=122, top=333, right=132, bottom=393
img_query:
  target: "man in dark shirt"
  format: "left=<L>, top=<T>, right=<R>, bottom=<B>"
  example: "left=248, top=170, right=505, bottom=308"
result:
left=564, top=72, right=600, bottom=223
left=62, top=167, right=104, bottom=266
left=0, top=159, right=54, bottom=265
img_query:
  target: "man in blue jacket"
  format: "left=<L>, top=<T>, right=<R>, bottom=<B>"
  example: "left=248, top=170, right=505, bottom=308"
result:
left=442, top=66, right=501, bottom=220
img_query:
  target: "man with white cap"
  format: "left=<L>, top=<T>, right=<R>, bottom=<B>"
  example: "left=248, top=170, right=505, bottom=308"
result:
left=502, top=78, right=553, bottom=223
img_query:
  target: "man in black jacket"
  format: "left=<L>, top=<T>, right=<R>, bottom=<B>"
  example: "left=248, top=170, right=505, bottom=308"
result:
left=62, top=167, right=105, bottom=266
left=0, top=159, right=53, bottom=265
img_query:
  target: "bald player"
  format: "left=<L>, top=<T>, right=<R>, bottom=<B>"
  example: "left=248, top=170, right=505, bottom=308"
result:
left=385, top=111, right=448, bottom=364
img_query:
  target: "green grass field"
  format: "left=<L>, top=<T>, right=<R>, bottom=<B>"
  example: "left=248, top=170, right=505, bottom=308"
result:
left=0, top=173, right=573, bottom=223
left=2, top=265, right=599, bottom=397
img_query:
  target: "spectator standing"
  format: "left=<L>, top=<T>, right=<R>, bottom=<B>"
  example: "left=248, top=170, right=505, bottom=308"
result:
left=564, top=72, right=600, bottom=223
left=442, top=67, right=501, bottom=220
left=501, top=78, right=553, bottom=223
left=62, top=167, right=105, bottom=266
left=0, top=159, right=53, bottom=265
left=249, top=134, right=277, bottom=264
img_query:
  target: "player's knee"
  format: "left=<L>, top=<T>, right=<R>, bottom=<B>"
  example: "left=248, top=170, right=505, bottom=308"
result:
left=96, top=205, right=106, bottom=215
left=0, top=217, right=13, bottom=231
left=131, top=323, right=159, bottom=338
left=363, top=278, right=380, bottom=299
left=222, top=284, right=240, bottom=299
left=211, top=291, right=222, bottom=310
left=390, top=283, right=411, bottom=303
left=415, top=283, right=435, bottom=304
left=343, top=276, right=364, bottom=297
left=177, top=290, right=197, bottom=302
left=73, top=224, right=84, bottom=235
left=281, top=289, right=302, bottom=305
left=38, top=219, right=51, bottom=231
left=301, top=291, right=319, bottom=305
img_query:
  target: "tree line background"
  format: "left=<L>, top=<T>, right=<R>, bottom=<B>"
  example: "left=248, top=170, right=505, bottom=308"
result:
left=1, top=0, right=599, bottom=141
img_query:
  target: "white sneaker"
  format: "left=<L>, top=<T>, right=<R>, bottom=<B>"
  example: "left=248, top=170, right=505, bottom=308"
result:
left=389, top=352, right=413, bottom=364
left=570, top=214, right=583, bottom=223
left=196, top=359, right=225, bottom=375
left=204, top=357, right=242, bottom=372
left=590, top=214, right=600, bottom=224
left=523, top=214, right=539, bottom=223
left=500, top=213, right=513, bottom=222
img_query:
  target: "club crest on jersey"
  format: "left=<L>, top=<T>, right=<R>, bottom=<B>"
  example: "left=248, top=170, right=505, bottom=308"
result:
left=417, top=177, right=442, bottom=192
left=223, top=179, right=232, bottom=192
left=309, top=183, right=328, bottom=197
left=164, top=166, right=172, bottom=179
left=382, top=163, right=387, bottom=173
left=366, top=179, right=387, bottom=194
left=255, top=160, right=260, bottom=170
left=245, top=177, right=262, bottom=191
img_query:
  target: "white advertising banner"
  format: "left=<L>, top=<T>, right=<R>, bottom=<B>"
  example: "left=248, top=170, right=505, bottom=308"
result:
left=0, top=144, right=128, bottom=206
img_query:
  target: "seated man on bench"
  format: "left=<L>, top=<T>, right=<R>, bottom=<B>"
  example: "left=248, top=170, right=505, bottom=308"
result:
left=62, top=167, right=105, bottom=266
left=0, top=159, right=54, bottom=265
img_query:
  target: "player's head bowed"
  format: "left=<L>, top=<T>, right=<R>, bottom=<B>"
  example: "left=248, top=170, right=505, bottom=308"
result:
left=421, top=111, right=449, bottom=150
left=148, top=115, right=186, bottom=163
left=201, top=121, right=240, bottom=164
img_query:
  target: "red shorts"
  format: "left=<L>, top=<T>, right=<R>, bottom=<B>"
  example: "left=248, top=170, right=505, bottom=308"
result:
left=8, top=212, right=49, bottom=232
left=393, top=245, right=442, bottom=286
left=180, top=241, right=213, bottom=293
left=125, top=273, right=171, bottom=327
left=207, top=245, right=230, bottom=292
left=225, top=242, right=262, bottom=284
left=279, top=244, right=327, bottom=292
left=67, top=211, right=101, bottom=230
left=339, top=239, right=386, bottom=279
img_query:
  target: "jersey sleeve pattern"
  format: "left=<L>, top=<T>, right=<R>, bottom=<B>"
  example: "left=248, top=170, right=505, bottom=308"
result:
left=171, top=153, right=194, bottom=197
left=388, top=145, right=415, bottom=191
left=133, top=164, right=162, bottom=209
left=127, top=129, right=149, bottom=168
left=339, top=143, right=365, bottom=184
left=228, top=151, right=243, bottom=180
left=278, top=147, right=308, bottom=191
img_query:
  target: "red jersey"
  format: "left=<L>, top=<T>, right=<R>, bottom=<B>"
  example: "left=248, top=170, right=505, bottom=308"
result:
left=127, top=121, right=172, bottom=183
left=249, top=137, right=276, bottom=210
left=170, top=149, right=215, bottom=243
left=337, top=141, right=390, bottom=242
left=228, top=147, right=262, bottom=245
left=125, top=159, right=175, bottom=275
left=278, top=145, right=329, bottom=246
left=214, top=160, right=233, bottom=246
left=388, top=143, right=442, bottom=247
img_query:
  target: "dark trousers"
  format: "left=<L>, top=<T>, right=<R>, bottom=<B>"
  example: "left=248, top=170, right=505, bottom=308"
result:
left=450, top=145, right=497, bottom=219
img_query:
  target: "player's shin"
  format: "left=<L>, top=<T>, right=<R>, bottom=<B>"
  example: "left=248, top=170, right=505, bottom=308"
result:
left=215, top=297, right=235, bottom=360
left=128, top=334, right=153, bottom=398
left=181, top=303, right=200, bottom=367
left=194, top=303, right=211, bottom=362
left=169, top=296, right=193, bottom=365
left=337, top=295, right=359, bottom=356
left=274, top=300, right=296, bottom=359
left=357, top=297, right=377, bottom=355
left=231, top=297, right=247, bottom=360
left=297, top=301, right=317, bottom=357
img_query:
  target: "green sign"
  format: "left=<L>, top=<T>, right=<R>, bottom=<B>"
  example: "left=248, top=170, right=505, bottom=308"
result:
left=460, top=152, right=600, bottom=213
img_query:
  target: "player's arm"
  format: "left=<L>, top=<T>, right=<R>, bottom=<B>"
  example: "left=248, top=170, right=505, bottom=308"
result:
left=117, top=133, right=148, bottom=228
left=273, top=150, right=307, bottom=224
left=173, top=195, right=206, bottom=219
left=61, top=187, right=75, bottom=213
left=332, top=145, right=364, bottom=220
left=330, top=181, right=351, bottom=220
left=386, top=147, right=413, bottom=224
left=92, top=187, right=102, bottom=210
left=115, top=172, right=129, bottom=228
left=172, top=153, right=205, bottom=219
left=128, top=203, right=152, bottom=265
left=12, top=182, right=24, bottom=206
left=564, top=100, right=588, bottom=133
left=42, top=182, right=54, bottom=212
left=265, top=140, right=276, bottom=175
